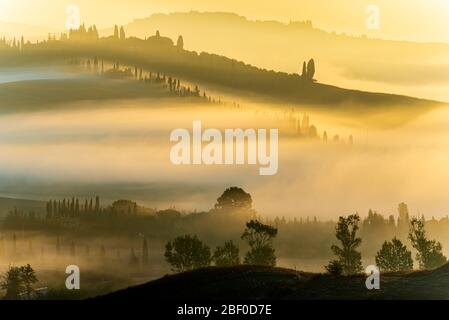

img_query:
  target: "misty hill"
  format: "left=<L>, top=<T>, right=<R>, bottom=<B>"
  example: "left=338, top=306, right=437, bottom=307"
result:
left=109, top=11, right=449, bottom=101
left=4, top=34, right=445, bottom=112
left=0, top=197, right=45, bottom=218
left=96, top=264, right=449, bottom=300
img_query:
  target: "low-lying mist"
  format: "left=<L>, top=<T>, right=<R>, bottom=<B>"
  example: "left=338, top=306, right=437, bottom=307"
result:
left=0, top=96, right=448, bottom=220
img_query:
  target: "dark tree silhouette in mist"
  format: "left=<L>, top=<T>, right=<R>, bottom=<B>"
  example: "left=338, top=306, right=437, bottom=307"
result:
left=301, top=61, right=307, bottom=78
left=164, top=235, right=211, bottom=272
left=375, top=238, right=413, bottom=272
left=242, top=220, right=277, bottom=266
left=325, top=260, right=343, bottom=276
left=409, top=217, right=446, bottom=270
left=1, top=266, right=23, bottom=299
left=300, top=59, right=316, bottom=82
left=119, top=26, right=126, bottom=40
left=329, top=214, right=363, bottom=275
left=306, top=59, right=315, bottom=80
left=176, top=35, right=184, bottom=49
left=215, top=187, right=252, bottom=211
left=20, top=264, right=38, bottom=299
left=1, top=264, right=37, bottom=299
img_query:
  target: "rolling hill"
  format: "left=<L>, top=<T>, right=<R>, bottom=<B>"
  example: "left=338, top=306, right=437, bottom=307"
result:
left=0, top=197, right=45, bottom=218
left=96, top=264, right=449, bottom=300
left=0, top=78, right=176, bottom=113
left=105, top=11, right=449, bottom=102
left=3, top=35, right=445, bottom=113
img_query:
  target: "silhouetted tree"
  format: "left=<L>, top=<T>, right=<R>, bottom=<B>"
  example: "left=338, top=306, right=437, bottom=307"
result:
left=164, top=235, right=211, bottom=272
left=301, top=61, right=307, bottom=78
left=95, top=196, right=100, bottom=213
left=375, top=238, right=413, bottom=272
left=75, top=198, right=80, bottom=215
left=215, top=187, right=252, bottom=211
left=176, top=35, right=184, bottom=49
left=1, top=266, right=23, bottom=299
left=20, top=264, right=38, bottom=299
left=409, top=218, right=447, bottom=270
left=113, top=25, right=119, bottom=39
left=398, top=202, right=410, bottom=239
left=242, top=220, right=277, bottom=266
left=194, top=85, right=200, bottom=96
left=325, top=260, right=343, bottom=276
left=119, top=26, right=126, bottom=40
left=306, top=59, right=315, bottom=81
left=330, top=214, right=363, bottom=275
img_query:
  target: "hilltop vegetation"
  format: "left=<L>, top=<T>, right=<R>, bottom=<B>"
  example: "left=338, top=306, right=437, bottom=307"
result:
left=3, top=189, right=449, bottom=264
left=2, top=188, right=449, bottom=299
left=110, top=12, right=449, bottom=100
left=0, top=25, right=443, bottom=111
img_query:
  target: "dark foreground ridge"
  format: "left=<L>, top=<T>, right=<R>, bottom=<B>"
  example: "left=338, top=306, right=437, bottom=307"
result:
left=95, top=264, right=449, bottom=300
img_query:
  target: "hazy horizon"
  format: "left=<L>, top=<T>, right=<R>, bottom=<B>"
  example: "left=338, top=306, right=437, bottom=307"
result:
left=0, top=1, right=448, bottom=44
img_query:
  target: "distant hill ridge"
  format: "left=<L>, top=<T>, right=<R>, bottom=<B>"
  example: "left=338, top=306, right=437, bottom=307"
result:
left=5, top=32, right=443, bottom=109
left=102, top=11, right=449, bottom=103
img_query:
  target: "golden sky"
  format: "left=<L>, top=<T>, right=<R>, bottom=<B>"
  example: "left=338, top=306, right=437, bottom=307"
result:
left=0, top=0, right=448, bottom=43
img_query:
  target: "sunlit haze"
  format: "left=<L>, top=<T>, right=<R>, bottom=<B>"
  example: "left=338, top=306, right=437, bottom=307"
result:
left=0, top=0, right=447, bottom=43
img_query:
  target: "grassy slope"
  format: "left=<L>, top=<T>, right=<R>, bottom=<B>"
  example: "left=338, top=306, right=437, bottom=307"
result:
left=0, top=197, right=46, bottom=218
left=0, top=77, right=175, bottom=113
left=0, top=72, right=442, bottom=129
left=96, top=264, right=449, bottom=300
